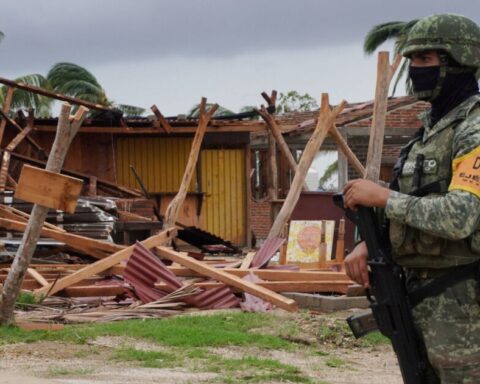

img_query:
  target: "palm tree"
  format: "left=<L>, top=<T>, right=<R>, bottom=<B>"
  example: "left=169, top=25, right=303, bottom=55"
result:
left=0, top=74, right=53, bottom=117
left=363, top=20, right=418, bottom=95
left=0, top=62, right=146, bottom=117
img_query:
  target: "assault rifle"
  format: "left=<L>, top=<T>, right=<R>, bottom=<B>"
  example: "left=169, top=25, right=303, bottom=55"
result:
left=333, top=194, right=431, bottom=384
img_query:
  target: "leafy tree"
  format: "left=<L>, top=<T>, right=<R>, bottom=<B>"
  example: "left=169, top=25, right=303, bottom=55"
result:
left=276, top=91, right=318, bottom=114
left=363, top=20, right=418, bottom=95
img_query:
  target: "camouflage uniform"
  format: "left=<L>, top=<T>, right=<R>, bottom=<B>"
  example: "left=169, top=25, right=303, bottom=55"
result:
left=385, top=14, right=480, bottom=383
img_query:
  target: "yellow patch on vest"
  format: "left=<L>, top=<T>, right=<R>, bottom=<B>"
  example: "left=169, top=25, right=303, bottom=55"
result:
left=449, top=146, right=480, bottom=197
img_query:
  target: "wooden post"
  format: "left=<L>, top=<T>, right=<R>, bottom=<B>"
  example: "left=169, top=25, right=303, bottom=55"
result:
left=364, top=52, right=401, bottom=182
left=335, top=218, right=345, bottom=263
left=267, top=132, right=278, bottom=200
left=267, top=94, right=347, bottom=240
left=151, top=104, right=173, bottom=133
left=329, top=124, right=365, bottom=178
left=245, top=142, right=253, bottom=248
left=336, top=126, right=349, bottom=188
left=0, top=103, right=88, bottom=325
left=163, top=98, right=218, bottom=230
left=256, top=105, right=308, bottom=191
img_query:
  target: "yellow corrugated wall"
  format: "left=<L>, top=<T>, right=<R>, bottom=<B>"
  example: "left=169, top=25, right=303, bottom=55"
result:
left=116, top=138, right=246, bottom=245
left=116, top=137, right=194, bottom=192
left=201, top=149, right=246, bottom=245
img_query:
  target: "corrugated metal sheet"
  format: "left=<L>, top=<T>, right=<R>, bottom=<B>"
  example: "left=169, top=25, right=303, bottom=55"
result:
left=201, top=149, right=246, bottom=244
left=116, top=137, right=195, bottom=193
left=124, top=242, right=238, bottom=309
left=250, top=237, right=285, bottom=268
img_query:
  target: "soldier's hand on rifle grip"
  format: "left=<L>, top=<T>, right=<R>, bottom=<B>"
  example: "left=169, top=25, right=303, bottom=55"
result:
left=344, top=241, right=370, bottom=288
left=343, top=179, right=390, bottom=211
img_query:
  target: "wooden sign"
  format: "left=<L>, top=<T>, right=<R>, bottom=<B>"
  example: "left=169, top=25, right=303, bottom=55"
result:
left=15, top=164, right=83, bottom=213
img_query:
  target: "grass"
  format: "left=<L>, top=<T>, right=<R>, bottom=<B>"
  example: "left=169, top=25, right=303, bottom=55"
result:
left=0, top=310, right=392, bottom=383
left=15, top=292, right=39, bottom=310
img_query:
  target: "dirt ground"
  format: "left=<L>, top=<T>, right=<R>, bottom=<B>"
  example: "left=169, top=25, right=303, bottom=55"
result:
left=0, top=310, right=403, bottom=384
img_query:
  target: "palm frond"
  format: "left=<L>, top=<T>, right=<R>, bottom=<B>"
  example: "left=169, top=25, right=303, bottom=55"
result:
left=1, top=74, right=53, bottom=117
left=363, top=21, right=411, bottom=55
left=318, top=160, right=338, bottom=190
left=47, top=62, right=101, bottom=89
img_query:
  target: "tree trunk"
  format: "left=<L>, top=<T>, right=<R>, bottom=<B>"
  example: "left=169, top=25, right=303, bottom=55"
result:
left=0, top=104, right=88, bottom=325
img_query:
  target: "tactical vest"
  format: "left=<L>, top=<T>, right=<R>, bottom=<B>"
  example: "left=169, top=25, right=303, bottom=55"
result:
left=390, top=103, right=480, bottom=269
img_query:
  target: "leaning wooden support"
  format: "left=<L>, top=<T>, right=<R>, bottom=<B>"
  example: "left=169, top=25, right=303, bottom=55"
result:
left=329, top=124, right=366, bottom=177
left=155, top=246, right=298, bottom=312
left=34, top=228, right=175, bottom=297
left=151, top=105, right=173, bottom=133
left=163, top=98, right=218, bottom=230
left=0, top=104, right=88, bottom=325
left=364, top=52, right=401, bottom=182
left=267, top=94, right=347, bottom=240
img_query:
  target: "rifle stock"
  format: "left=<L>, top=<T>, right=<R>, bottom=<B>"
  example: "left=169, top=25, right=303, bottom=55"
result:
left=333, top=193, right=431, bottom=384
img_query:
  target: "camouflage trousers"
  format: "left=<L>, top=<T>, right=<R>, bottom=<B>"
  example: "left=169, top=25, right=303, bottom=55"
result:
left=408, top=277, right=480, bottom=383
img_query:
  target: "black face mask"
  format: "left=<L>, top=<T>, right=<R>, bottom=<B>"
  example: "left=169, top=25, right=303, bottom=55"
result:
left=408, top=66, right=440, bottom=101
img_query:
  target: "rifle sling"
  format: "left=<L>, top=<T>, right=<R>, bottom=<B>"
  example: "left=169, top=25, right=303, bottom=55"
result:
left=408, top=260, right=480, bottom=307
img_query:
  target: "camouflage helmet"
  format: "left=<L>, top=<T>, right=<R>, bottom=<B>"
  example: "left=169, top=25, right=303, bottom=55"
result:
left=403, top=14, right=480, bottom=68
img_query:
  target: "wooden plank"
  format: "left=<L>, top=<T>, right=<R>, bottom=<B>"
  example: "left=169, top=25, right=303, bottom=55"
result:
left=63, top=280, right=351, bottom=297
left=26, top=268, right=49, bottom=287
left=0, top=218, right=120, bottom=259
left=335, top=219, right=345, bottom=263
left=0, top=205, right=66, bottom=233
left=151, top=104, right=173, bottom=133
left=155, top=245, right=298, bottom=312
left=34, top=228, right=176, bottom=297
left=163, top=98, right=218, bottom=230
left=15, top=165, right=83, bottom=213
left=239, top=251, right=256, bottom=269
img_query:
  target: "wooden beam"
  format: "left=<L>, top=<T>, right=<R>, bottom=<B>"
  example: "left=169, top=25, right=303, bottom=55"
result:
left=63, top=280, right=351, bottom=297
left=0, top=107, right=47, bottom=157
left=0, top=205, right=66, bottom=233
left=0, top=218, right=120, bottom=259
left=0, top=76, right=113, bottom=112
left=365, top=52, right=401, bottom=182
left=151, top=105, right=173, bottom=133
left=155, top=246, right=298, bottom=312
left=26, top=268, right=49, bottom=287
left=329, top=124, right=365, bottom=177
left=163, top=98, right=218, bottom=230
left=267, top=94, right=347, bottom=239
left=34, top=228, right=175, bottom=297
left=239, top=251, right=256, bottom=269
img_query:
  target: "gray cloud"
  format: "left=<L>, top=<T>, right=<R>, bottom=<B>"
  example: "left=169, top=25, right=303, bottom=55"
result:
left=1, top=0, right=479, bottom=74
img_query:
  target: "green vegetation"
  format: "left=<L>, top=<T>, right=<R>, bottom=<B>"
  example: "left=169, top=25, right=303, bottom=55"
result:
left=0, top=311, right=391, bottom=383
left=15, top=291, right=39, bottom=310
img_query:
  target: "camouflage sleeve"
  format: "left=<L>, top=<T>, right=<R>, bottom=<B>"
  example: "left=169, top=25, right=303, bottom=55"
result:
left=385, top=109, right=480, bottom=240
left=385, top=190, right=480, bottom=240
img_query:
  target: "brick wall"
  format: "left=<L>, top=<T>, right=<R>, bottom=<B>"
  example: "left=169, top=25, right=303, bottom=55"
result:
left=250, top=198, right=272, bottom=243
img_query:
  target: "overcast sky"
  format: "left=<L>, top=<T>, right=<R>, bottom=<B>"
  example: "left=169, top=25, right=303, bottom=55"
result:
left=1, top=0, right=479, bottom=116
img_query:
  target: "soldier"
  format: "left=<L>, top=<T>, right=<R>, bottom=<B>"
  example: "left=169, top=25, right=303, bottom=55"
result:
left=343, top=14, right=480, bottom=383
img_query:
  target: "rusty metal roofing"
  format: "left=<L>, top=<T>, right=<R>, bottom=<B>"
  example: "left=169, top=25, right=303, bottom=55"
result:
left=123, top=242, right=181, bottom=303
left=250, top=237, right=286, bottom=268
left=124, top=242, right=238, bottom=309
